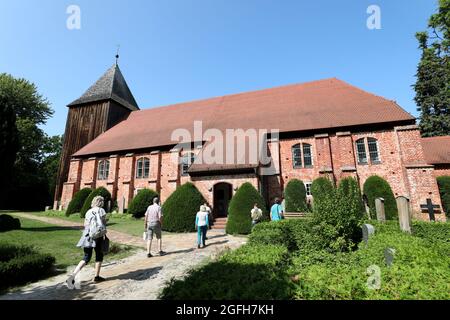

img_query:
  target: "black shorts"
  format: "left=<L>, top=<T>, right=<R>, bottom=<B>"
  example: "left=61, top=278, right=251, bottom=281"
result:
left=83, top=237, right=104, bottom=263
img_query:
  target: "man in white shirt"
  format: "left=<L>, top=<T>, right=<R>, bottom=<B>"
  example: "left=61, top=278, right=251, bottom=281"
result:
left=144, top=197, right=165, bottom=257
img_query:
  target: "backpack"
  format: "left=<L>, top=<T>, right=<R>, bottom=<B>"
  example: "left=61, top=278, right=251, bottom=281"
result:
left=88, top=209, right=107, bottom=240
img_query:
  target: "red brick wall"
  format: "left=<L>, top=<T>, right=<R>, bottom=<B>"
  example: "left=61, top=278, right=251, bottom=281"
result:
left=62, top=126, right=446, bottom=221
left=434, top=165, right=450, bottom=178
left=191, top=174, right=258, bottom=206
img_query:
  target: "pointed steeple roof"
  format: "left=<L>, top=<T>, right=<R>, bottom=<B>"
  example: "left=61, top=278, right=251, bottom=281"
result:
left=68, top=64, right=139, bottom=111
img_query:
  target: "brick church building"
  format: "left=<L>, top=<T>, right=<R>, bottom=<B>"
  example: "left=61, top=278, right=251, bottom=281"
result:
left=55, top=64, right=448, bottom=222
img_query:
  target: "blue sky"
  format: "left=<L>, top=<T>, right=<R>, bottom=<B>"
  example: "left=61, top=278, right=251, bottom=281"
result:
left=0, top=0, right=437, bottom=137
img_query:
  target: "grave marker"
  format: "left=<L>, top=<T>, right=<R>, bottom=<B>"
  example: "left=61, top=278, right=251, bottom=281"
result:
left=375, top=198, right=386, bottom=222
left=362, top=224, right=375, bottom=244
left=384, top=248, right=396, bottom=267
left=396, top=196, right=411, bottom=233
left=420, top=198, right=441, bottom=222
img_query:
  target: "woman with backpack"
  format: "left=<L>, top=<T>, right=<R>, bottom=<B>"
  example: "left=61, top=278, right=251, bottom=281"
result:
left=66, top=196, right=108, bottom=288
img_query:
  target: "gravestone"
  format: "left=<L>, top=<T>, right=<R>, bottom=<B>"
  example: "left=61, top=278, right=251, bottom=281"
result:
left=375, top=198, right=386, bottom=222
left=362, top=224, right=375, bottom=244
left=420, top=198, right=441, bottom=222
left=118, top=196, right=125, bottom=214
left=396, top=196, right=411, bottom=233
left=384, top=248, right=396, bottom=267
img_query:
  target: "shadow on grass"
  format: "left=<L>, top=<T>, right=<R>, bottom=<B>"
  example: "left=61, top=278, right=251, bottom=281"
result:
left=20, top=226, right=82, bottom=232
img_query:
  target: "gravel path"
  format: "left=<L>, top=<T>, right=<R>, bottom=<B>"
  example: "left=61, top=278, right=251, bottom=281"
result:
left=1, top=213, right=246, bottom=300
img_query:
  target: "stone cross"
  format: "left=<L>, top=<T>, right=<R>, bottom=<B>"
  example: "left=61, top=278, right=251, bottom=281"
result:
left=375, top=197, right=386, bottom=222
left=396, top=196, right=411, bottom=233
left=362, top=224, right=375, bottom=244
left=384, top=248, right=396, bottom=267
left=420, top=198, right=441, bottom=222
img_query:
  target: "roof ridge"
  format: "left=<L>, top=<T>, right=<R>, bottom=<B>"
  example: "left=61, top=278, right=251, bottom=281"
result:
left=133, top=77, right=340, bottom=115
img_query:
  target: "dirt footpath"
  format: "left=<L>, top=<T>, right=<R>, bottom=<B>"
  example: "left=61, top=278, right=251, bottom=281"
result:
left=1, top=214, right=246, bottom=300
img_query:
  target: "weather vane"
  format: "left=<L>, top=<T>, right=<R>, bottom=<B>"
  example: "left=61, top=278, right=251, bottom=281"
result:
left=115, top=45, right=120, bottom=65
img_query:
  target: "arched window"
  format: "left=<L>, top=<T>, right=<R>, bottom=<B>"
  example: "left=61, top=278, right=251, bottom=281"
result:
left=292, top=144, right=302, bottom=168
left=356, top=138, right=368, bottom=164
left=367, top=138, right=380, bottom=163
left=97, top=160, right=110, bottom=180
left=136, top=157, right=150, bottom=179
left=303, top=143, right=313, bottom=167
left=181, top=152, right=195, bottom=176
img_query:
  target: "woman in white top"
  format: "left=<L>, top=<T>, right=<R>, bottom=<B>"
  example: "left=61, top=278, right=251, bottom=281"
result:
left=195, top=206, right=210, bottom=249
left=66, top=196, right=108, bottom=288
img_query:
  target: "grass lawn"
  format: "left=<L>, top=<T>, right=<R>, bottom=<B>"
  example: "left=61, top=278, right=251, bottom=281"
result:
left=0, top=216, right=137, bottom=270
left=21, top=210, right=170, bottom=238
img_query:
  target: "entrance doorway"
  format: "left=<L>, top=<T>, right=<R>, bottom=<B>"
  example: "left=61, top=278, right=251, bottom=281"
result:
left=213, top=183, right=232, bottom=218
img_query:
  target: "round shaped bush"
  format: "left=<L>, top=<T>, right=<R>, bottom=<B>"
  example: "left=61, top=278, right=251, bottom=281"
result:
left=284, top=179, right=307, bottom=212
left=437, top=176, right=450, bottom=218
left=162, top=183, right=206, bottom=232
left=66, top=188, right=92, bottom=216
left=226, top=182, right=267, bottom=235
left=0, top=214, right=21, bottom=232
left=311, top=177, right=334, bottom=205
left=363, top=175, right=398, bottom=220
left=80, top=187, right=112, bottom=218
left=128, top=188, right=159, bottom=218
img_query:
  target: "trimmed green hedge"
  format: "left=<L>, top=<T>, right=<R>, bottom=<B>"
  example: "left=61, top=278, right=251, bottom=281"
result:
left=160, top=244, right=293, bottom=300
left=0, top=215, right=21, bottom=232
left=0, top=243, right=55, bottom=290
left=80, top=187, right=112, bottom=218
left=310, top=177, right=334, bottom=205
left=363, top=175, right=398, bottom=220
left=128, top=189, right=159, bottom=218
left=162, top=183, right=206, bottom=232
left=66, top=188, right=92, bottom=216
left=226, top=183, right=267, bottom=235
left=437, top=176, right=450, bottom=218
left=284, top=179, right=307, bottom=212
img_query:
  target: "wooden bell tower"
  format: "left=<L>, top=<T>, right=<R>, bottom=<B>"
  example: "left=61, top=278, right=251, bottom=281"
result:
left=53, top=63, right=139, bottom=209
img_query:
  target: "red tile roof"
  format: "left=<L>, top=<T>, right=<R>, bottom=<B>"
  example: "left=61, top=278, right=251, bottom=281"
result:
left=73, top=78, right=415, bottom=157
left=422, top=136, right=450, bottom=165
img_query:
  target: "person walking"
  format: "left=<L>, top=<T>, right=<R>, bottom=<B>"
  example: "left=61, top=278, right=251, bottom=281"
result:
left=144, top=197, right=165, bottom=257
left=201, top=203, right=212, bottom=240
left=270, top=198, right=284, bottom=221
left=66, top=196, right=108, bottom=288
left=195, top=205, right=209, bottom=249
left=251, top=203, right=263, bottom=228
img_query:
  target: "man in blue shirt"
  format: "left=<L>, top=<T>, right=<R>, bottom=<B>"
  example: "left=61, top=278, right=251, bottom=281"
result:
left=270, top=198, right=284, bottom=221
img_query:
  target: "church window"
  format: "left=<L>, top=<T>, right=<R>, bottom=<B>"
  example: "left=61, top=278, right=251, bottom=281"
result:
left=181, top=152, right=195, bottom=176
left=136, top=157, right=150, bottom=179
left=97, top=160, right=110, bottom=180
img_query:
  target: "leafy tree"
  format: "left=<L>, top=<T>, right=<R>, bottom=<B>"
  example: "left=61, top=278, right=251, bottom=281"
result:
left=0, top=73, right=55, bottom=210
left=284, top=179, right=307, bottom=212
left=0, top=104, right=19, bottom=207
left=227, top=183, right=267, bottom=235
left=311, top=177, right=334, bottom=206
left=312, top=177, right=364, bottom=252
left=414, top=0, right=450, bottom=137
